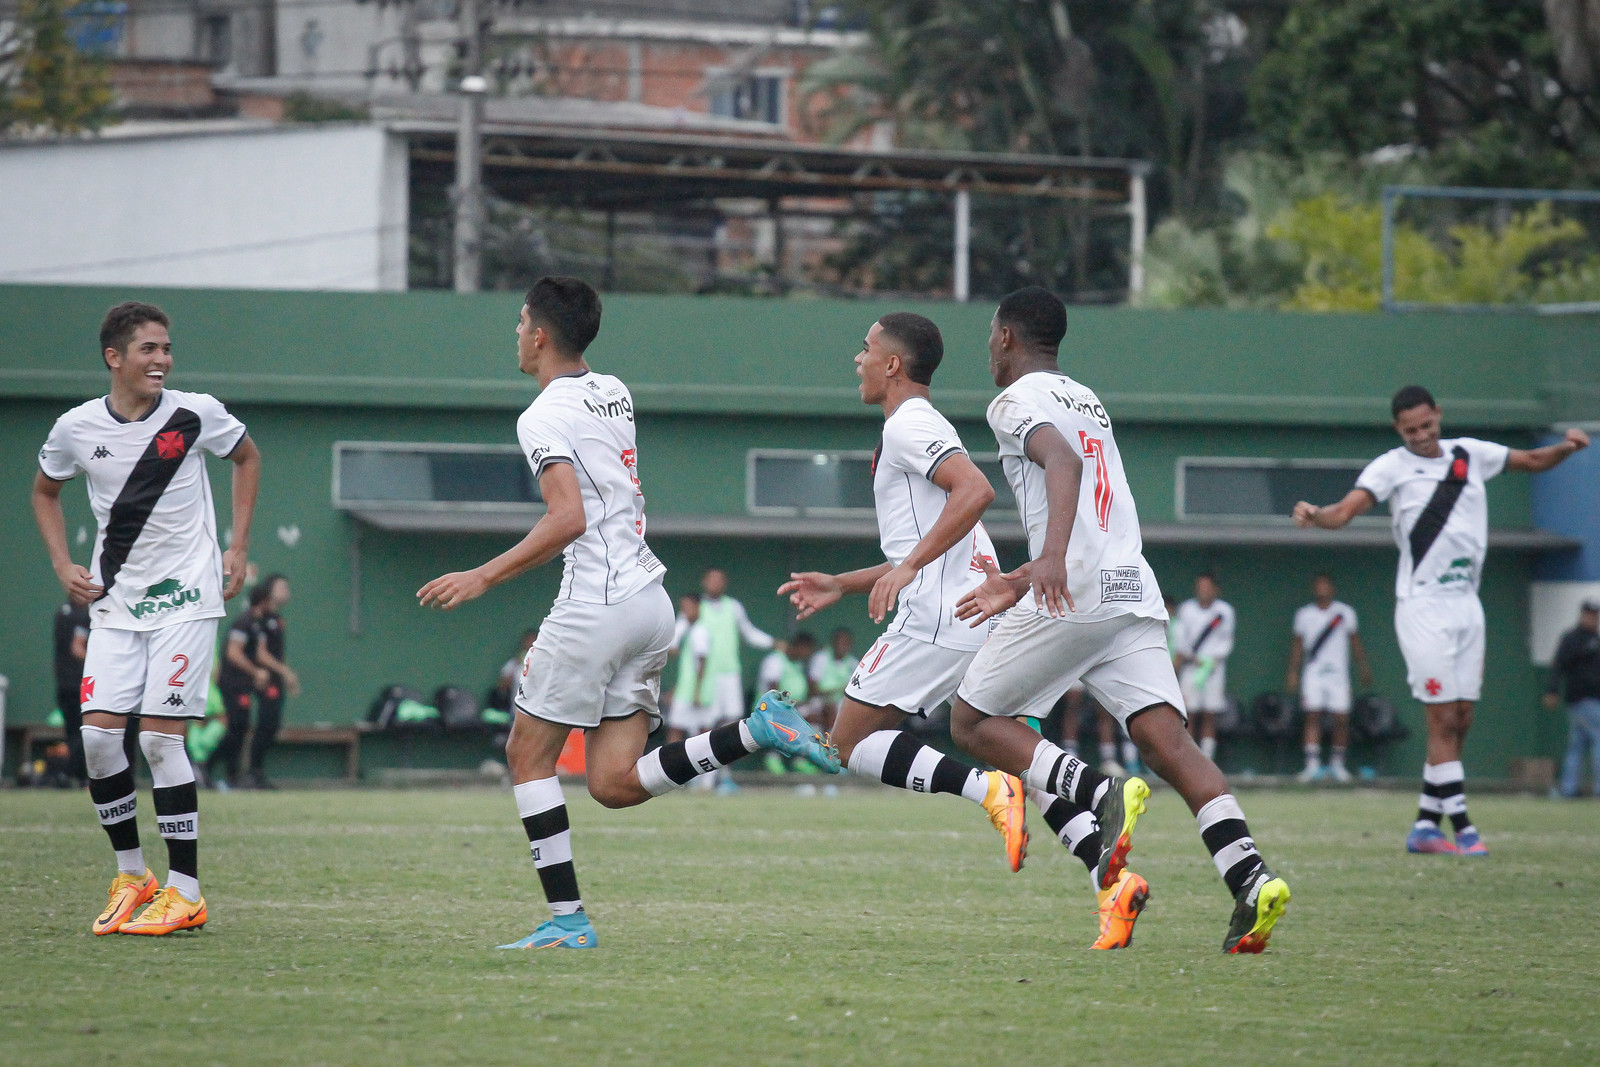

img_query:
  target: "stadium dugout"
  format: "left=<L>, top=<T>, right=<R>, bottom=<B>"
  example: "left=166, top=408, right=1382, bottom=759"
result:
left=1, top=283, right=1594, bottom=783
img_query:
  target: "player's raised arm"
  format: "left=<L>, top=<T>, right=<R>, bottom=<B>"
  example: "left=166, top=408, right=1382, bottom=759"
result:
left=778, top=563, right=893, bottom=620
left=418, top=461, right=586, bottom=610
left=1024, top=422, right=1083, bottom=617
left=1291, top=487, right=1377, bottom=530
left=223, top=434, right=260, bottom=600
left=867, top=453, right=995, bottom=623
left=1507, top=427, right=1590, bottom=472
left=31, top=471, right=103, bottom=605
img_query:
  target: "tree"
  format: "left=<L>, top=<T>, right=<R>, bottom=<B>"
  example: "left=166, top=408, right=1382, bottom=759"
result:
left=0, top=0, right=115, bottom=136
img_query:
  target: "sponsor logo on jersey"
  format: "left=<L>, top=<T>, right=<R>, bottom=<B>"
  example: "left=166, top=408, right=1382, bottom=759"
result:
left=1436, top=556, right=1475, bottom=585
left=81, top=676, right=95, bottom=703
left=1101, top=567, right=1143, bottom=602
left=1010, top=415, right=1034, bottom=438
left=163, top=693, right=187, bottom=707
left=92, top=445, right=113, bottom=459
left=130, top=579, right=202, bottom=619
left=924, top=439, right=948, bottom=457
left=583, top=395, right=634, bottom=421
left=529, top=446, right=549, bottom=467
left=154, top=430, right=189, bottom=460
left=1049, top=389, right=1112, bottom=429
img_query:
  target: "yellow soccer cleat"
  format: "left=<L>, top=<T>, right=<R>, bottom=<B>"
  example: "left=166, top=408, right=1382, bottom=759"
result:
left=120, top=886, right=207, bottom=936
left=1090, top=869, right=1150, bottom=950
left=1223, top=871, right=1290, bottom=954
left=93, top=869, right=160, bottom=936
left=981, top=771, right=1029, bottom=873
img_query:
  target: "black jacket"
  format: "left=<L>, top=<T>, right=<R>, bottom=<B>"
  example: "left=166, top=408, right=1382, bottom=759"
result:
left=1549, top=626, right=1600, bottom=704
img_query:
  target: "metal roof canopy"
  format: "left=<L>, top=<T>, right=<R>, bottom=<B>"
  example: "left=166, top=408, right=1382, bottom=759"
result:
left=393, top=121, right=1153, bottom=298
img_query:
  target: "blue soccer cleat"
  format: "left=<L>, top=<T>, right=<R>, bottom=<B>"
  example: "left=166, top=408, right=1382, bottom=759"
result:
left=1406, top=825, right=1456, bottom=854
left=1454, top=829, right=1488, bottom=856
left=497, top=915, right=598, bottom=950
left=747, top=690, right=842, bottom=773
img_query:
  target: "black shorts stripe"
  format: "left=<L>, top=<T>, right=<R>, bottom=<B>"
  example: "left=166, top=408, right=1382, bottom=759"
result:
left=1200, top=817, right=1250, bottom=854
left=521, top=806, right=570, bottom=842
left=880, top=731, right=921, bottom=785
left=96, top=407, right=201, bottom=599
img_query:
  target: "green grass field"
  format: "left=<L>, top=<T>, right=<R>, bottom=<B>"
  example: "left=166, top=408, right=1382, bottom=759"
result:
left=4, top=785, right=1597, bottom=1066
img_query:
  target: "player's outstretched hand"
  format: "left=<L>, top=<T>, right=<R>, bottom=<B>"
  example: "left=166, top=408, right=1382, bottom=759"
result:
left=221, top=544, right=248, bottom=600
left=1292, top=501, right=1319, bottom=528
left=868, top=562, right=917, bottom=624
left=778, top=571, right=841, bottom=620
left=56, top=563, right=103, bottom=607
left=418, top=569, right=490, bottom=610
left=955, top=557, right=1024, bottom=626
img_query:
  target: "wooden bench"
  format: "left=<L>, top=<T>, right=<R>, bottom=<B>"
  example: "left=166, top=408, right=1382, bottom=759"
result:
left=4, top=724, right=64, bottom=770
left=3, top=723, right=363, bottom=782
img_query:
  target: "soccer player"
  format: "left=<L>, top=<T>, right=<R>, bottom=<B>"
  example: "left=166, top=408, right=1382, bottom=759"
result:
left=950, top=287, right=1290, bottom=954
left=779, top=312, right=1147, bottom=950
left=697, top=567, right=778, bottom=726
left=1294, top=385, right=1589, bottom=854
left=1172, top=573, right=1234, bottom=760
left=1287, top=573, right=1373, bottom=783
left=418, top=277, right=838, bottom=950
left=31, top=300, right=260, bottom=936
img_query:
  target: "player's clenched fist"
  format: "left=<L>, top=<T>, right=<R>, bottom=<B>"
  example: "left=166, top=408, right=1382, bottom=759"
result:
left=1291, top=501, right=1320, bottom=528
left=55, top=563, right=103, bottom=606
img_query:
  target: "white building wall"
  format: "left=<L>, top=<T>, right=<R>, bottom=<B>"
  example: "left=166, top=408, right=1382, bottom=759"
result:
left=0, top=124, right=409, bottom=290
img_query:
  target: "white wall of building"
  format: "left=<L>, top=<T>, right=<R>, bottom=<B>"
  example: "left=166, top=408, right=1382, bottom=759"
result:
left=0, top=124, right=409, bottom=290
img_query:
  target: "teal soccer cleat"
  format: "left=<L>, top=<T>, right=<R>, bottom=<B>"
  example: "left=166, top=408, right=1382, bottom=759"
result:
left=747, top=690, right=842, bottom=773
left=497, top=915, right=598, bottom=950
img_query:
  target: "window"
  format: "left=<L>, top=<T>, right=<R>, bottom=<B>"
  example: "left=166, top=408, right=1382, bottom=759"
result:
left=333, top=442, right=540, bottom=509
left=710, top=72, right=785, bottom=125
left=1175, top=458, right=1387, bottom=523
left=747, top=449, right=1015, bottom=516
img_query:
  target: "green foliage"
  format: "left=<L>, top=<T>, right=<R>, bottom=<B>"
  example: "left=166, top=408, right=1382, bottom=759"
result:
left=283, top=93, right=370, bottom=124
left=0, top=0, right=115, bottom=135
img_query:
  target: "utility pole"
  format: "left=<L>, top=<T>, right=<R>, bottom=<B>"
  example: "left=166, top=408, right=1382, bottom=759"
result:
left=453, top=0, right=486, bottom=293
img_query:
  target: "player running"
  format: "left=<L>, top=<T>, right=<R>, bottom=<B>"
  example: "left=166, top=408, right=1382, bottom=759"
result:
left=1287, top=573, right=1373, bottom=783
left=950, top=287, right=1290, bottom=954
left=418, top=277, right=839, bottom=950
left=779, top=312, right=1147, bottom=949
left=1294, top=385, right=1589, bottom=854
left=31, top=301, right=260, bottom=936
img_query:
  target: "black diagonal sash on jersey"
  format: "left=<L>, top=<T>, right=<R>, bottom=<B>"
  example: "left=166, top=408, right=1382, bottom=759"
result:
left=1407, top=445, right=1470, bottom=573
left=1304, top=613, right=1344, bottom=666
left=96, top=407, right=201, bottom=599
left=1190, top=614, right=1223, bottom=657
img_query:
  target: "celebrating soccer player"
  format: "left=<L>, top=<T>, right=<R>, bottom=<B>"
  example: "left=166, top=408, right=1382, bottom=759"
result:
left=32, top=301, right=261, bottom=936
left=1294, top=385, right=1589, bottom=855
left=779, top=312, right=1149, bottom=949
left=418, top=277, right=840, bottom=950
left=949, top=287, right=1290, bottom=954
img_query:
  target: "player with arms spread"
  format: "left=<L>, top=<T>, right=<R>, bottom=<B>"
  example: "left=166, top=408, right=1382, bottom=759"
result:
left=1294, top=385, right=1588, bottom=854
left=780, top=312, right=1150, bottom=949
left=32, top=301, right=260, bottom=936
left=419, top=277, right=839, bottom=950
left=950, top=287, right=1290, bottom=954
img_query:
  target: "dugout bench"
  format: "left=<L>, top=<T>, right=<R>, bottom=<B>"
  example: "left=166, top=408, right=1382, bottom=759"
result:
left=4, top=723, right=365, bottom=782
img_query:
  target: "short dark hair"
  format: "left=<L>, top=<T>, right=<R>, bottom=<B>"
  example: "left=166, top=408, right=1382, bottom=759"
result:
left=996, top=286, right=1067, bottom=350
left=1197, top=571, right=1219, bottom=585
left=791, top=630, right=817, bottom=649
left=1391, top=385, right=1437, bottom=420
left=525, top=276, right=602, bottom=355
left=99, top=302, right=169, bottom=367
left=876, top=312, right=944, bottom=385
left=250, top=573, right=287, bottom=608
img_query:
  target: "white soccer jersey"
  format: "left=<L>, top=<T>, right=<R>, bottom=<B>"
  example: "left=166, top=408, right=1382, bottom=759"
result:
left=1294, top=600, right=1357, bottom=678
left=986, top=371, right=1165, bottom=622
left=1355, top=438, right=1508, bottom=599
left=38, top=389, right=246, bottom=632
left=517, top=370, right=665, bottom=605
left=1173, top=599, right=1235, bottom=662
left=874, top=397, right=997, bottom=651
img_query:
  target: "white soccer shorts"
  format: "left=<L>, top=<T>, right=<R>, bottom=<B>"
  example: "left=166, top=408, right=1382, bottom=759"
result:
left=844, top=632, right=976, bottom=717
left=80, top=618, right=219, bottom=721
left=1395, top=594, right=1485, bottom=704
left=1300, top=668, right=1352, bottom=714
left=516, top=583, right=675, bottom=730
left=1179, top=659, right=1229, bottom=713
left=957, top=611, right=1186, bottom=728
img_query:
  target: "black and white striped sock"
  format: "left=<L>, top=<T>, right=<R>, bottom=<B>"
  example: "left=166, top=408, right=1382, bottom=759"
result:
left=1196, top=793, right=1266, bottom=897
left=142, top=730, right=199, bottom=902
left=83, top=725, right=143, bottom=875
left=1028, top=787, right=1100, bottom=887
left=636, top=722, right=760, bottom=796
left=514, top=776, right=582, bottom=918
left=1424, top=760, right=1473, bottom=835
left=847, top=730, right=988, bottom=802
left=1025, top=738, right=1110, bottom=810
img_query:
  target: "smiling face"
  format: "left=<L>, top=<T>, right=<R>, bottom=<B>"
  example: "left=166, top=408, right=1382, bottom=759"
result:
left=856, top=321, right=898, bottom=406
left=1394, top=402, right=1443, bottom=458
left=106, top=321, right=172, bottom=402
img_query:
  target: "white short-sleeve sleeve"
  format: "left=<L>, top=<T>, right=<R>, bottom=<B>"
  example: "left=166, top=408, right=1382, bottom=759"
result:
left=1462, top=438, right=1510, bottom=480
left=883, top=404, right=964, bottom=479
left=189, top=393, right=248, bottom=458
left=1354, top=452, right=1399, bottom=503
left=38, top=413, right=81, bottom=481
left=1346, top=606, right=1359, bottom=633
left=516, top=402, right=575, bottom=475
left=986, top=390, right=1051, bottom=456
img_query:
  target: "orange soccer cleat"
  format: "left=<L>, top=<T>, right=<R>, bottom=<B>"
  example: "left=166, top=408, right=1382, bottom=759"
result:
left=1090, top=869, right=1150, bottom=950
left=120, top=886, right=207, bottom=936
left=93, top=869, right=160, bottom=935
left=981, top=771, right=1029, bottom=872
